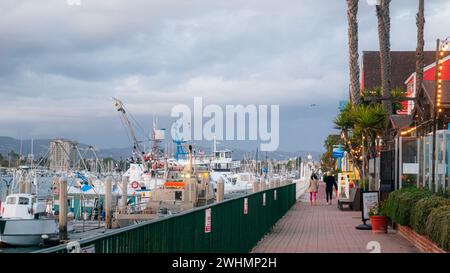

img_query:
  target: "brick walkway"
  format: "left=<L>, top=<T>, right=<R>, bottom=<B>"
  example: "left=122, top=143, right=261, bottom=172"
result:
left=252, top=182, right=419, bottom=253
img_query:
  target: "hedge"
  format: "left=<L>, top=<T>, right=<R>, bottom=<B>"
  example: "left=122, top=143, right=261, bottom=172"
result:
left=411, top=196, right=450, bottom=235
left=385, top=187, right=450, bottom=252
left=425, top=205, right=450, bottom=251
left=385, top=187, right=431, bottom=226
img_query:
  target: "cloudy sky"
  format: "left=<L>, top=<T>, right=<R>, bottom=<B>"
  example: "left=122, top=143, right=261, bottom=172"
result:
left=1, top=0, right=450, bottom=153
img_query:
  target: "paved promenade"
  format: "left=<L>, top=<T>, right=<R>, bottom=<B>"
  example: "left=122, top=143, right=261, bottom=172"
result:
left=252, top=182, right=419, bottom=253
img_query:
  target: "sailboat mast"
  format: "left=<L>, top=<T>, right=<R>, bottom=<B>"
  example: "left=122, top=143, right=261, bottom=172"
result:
left=30, top=138, right=34, bottom=168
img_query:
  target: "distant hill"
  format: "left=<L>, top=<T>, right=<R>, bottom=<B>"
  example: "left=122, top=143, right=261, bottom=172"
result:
left=0, top=136, right=321, bottom=161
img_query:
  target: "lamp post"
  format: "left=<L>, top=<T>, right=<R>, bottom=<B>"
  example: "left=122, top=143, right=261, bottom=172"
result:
left=431, top=37, right=449, bottom=191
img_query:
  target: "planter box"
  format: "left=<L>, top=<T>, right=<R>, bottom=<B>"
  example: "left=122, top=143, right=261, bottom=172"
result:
left=396, top=224, right=447, bottom=253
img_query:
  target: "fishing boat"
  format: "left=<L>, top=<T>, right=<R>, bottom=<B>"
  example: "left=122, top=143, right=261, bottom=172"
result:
left=0, top=193, right=58, bottom=246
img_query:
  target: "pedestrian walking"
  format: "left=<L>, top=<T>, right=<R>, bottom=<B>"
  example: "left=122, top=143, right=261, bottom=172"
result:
left=308, top=173, right=319, bottom=205
left=323, top=171, right=338, bottom=205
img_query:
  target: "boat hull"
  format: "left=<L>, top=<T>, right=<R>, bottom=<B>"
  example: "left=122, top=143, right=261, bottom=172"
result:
left=0, top=218, right=58, bottom=246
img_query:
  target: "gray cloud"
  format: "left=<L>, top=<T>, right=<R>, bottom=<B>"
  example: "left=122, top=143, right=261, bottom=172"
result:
left=1, top=0, right=450, bottom=152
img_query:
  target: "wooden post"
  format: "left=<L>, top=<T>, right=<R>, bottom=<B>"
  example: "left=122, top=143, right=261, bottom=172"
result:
left=17, top=175, right=24, bottom=194
left=216, top=177, right=224, bottom=202
left=59, top=177, right=68, bottom=241
left=259, top=178, right=265, bottom=191
left=252, top=180, right=259, bottom=193
left=269, top=179, right=274, bottom=189
left=25, top=175, right=31, bottom=194
left=105, top=177, right=112, bottom=229
left=121, top=176, right=128, bottom=213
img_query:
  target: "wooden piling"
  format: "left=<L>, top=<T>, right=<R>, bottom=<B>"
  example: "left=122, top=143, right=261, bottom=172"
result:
left=252, top=181, right=259, bottom=193
left=121, top=176, right=128, bottom=213
left=105, top=177, right=112, bottom=229
left=269, top=179, right=275, bottom=189
left=259, top=178, right=266, bottom=191
left=216, top=177, right=224, bottom=202
left=25, top=176, right=31, bottom=194
left=59, top=177, right=68, bottom=240
left=17, top=175, right=24, bottom=194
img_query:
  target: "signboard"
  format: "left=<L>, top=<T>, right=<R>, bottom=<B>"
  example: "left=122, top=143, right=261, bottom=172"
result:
left=263, top=193, right=266, bottom=206
left=204, top=208, right=211, bottom=233
left=274, top=190, right=277, bottom=201
left=361, top=191, right=379, bottom=221
left=337, top=173, right=350, bottom=199
left=332, top=147, right=345, bottom=158
left=244, top=198, right=248, bottom=215
left=402, top=163, right=419, bottom=174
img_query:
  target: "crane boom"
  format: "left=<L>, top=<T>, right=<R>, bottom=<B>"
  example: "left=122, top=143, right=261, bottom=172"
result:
left=113, top=97, right=148, bottom=172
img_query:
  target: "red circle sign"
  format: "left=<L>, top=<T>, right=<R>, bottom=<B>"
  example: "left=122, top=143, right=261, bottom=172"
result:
left=131, top=181, right=140, bottom=189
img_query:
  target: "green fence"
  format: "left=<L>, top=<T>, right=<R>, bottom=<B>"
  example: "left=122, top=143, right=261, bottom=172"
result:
left=35, top=183, right=296, bottom=253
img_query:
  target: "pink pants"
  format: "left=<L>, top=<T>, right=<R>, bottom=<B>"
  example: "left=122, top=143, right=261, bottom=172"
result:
left=310, top=192, right=317, bottom=202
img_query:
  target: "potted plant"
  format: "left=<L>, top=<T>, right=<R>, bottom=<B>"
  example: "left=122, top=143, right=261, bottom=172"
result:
left=369, top=201, right=388, bottom=234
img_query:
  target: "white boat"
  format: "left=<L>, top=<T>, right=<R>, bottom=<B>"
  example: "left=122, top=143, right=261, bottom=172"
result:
left=0, top=193, right=58, bottom=246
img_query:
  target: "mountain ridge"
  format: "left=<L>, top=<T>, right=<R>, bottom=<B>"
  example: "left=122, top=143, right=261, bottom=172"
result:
left=0, top=136, right=321, bottom=161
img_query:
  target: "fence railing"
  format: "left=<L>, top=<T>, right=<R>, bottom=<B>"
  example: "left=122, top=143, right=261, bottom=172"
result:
left=35, top=183, right=296, bottom=253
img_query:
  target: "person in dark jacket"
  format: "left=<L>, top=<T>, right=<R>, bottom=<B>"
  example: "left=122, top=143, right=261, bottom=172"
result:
left=323, top=171, right=338, bottom=205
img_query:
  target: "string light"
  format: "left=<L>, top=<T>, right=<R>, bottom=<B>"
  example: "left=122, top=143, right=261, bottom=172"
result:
left=436, top=39, right=448, bottom=115
left=400, top=127, right=417, bottom=136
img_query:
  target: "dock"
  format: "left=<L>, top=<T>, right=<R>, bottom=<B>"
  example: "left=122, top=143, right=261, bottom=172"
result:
left=252, top=182, right=418, bottom=253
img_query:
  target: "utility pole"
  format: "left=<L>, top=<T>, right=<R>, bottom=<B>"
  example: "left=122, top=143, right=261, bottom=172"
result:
left=431, top=39, right=440, bottom=190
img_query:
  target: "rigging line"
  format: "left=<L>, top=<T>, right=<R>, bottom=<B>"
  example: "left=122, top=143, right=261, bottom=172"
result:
left=123, top=104, right=151, bottom=142
left=90, top=146, right=105, bottom=174
left=118, top=113, right=134, bottom=150
left=35, top=148, right=50, bottom=168
left=80, top=147, right=89, bottom=161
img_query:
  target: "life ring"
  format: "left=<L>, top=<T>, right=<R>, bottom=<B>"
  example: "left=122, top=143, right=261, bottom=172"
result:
left=131, top=181, right=140, bottom=189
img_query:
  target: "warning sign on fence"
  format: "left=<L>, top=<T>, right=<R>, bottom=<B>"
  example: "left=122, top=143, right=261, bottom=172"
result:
left=244, top=198, right=248, bottom=215
left=204, top=208, right=211, bottom=233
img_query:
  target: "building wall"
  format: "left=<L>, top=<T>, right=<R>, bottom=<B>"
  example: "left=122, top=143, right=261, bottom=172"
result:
left=404, top=55, right=450, bottom=115
left=49, top=139, right=77, bottom=172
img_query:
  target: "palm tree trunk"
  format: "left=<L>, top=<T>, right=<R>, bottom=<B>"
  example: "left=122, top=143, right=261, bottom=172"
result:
left=416, top=0, right=425, bottom=104
left=416, top=0, right=425, bottom=188
left=376, top=0, right=393, bottom=115
left=347, top=0, right=362, bottom=105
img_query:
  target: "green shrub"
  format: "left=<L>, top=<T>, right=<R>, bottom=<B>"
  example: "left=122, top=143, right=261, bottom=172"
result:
left=411, top=196, right=450, bottom=235
left=385, top=188, right=431, bottom=226
left=425, top=205, right=450, bottom=251
left=385, top=189, right=405, bottom=221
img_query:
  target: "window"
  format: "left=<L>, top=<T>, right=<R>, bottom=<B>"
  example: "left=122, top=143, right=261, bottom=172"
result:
left=18, top=197, right=29, bottom=205
left=7, top=197, right=16, bottom=204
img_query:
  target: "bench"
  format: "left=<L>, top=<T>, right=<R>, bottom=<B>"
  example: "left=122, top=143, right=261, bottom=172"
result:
left=338, top=187, right=358, bottom=210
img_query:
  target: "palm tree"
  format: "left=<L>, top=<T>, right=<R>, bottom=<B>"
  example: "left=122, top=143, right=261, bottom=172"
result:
left=334, top=103, right=387, bottom=190
left=347, top=0, right=362, bottom=105
left=376, top=0, right=393, bottom=115
left=363, top=86, right=407, bottom=112
left=416, top=0, right=425, bottom=100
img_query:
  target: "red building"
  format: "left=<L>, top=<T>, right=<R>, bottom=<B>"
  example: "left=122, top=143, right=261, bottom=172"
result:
left=404, top=55, right=450, bottom=116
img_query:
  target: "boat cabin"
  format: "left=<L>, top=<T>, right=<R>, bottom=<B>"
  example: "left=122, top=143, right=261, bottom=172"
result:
left=1, top=194, right=46, bottom=220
